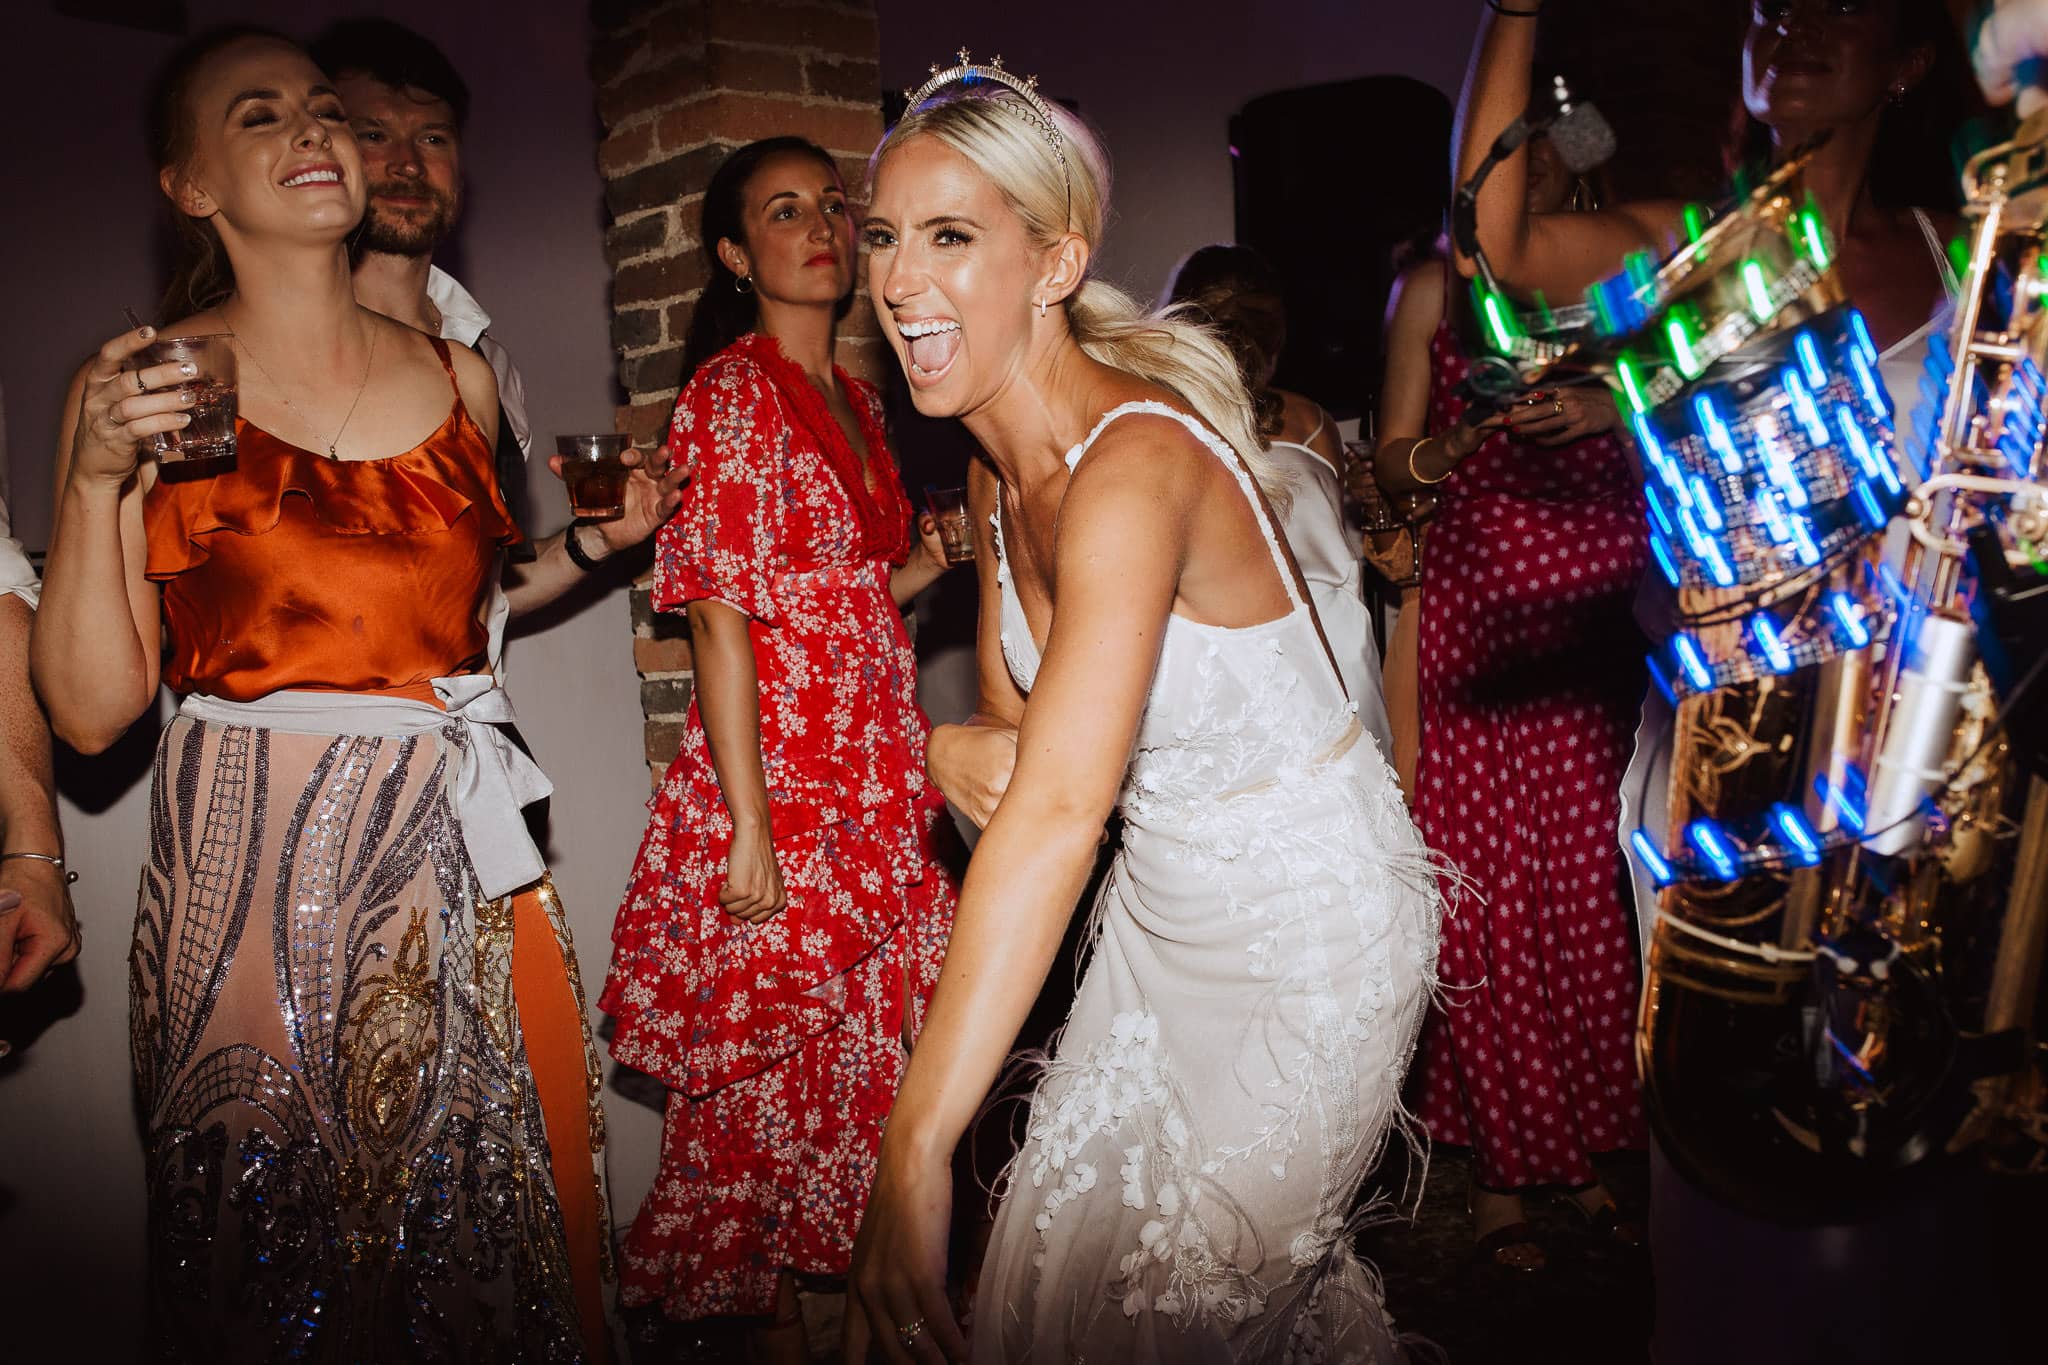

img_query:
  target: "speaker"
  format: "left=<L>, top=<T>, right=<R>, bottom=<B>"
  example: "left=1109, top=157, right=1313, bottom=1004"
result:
left=1229, top=76, right=1452, bottom=420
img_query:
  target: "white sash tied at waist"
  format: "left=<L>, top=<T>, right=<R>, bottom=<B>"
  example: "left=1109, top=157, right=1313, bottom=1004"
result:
left=178, top=675, right=553, bottom=900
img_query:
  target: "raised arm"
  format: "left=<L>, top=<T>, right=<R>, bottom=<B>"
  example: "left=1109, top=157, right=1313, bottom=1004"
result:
left=847, top=428, right=1189, bottom=1362
left=1452, top=7, right=1681, bottom=299
left=32, top=328, right=184, bottom=754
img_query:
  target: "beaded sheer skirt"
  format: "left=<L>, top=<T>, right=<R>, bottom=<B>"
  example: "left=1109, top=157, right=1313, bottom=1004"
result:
left=133, top=717, right=596, bottom=1362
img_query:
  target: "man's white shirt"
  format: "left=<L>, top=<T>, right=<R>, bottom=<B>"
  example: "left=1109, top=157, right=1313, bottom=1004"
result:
left=428, top=265, right=531, bottom=459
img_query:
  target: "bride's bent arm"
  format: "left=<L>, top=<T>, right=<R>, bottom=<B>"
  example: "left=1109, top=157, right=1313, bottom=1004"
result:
left=924, top=457, right=1027, bottom=828
left=34, top=335, right=178, bottom=755
left=846, top=438, right=1186, bottom=1363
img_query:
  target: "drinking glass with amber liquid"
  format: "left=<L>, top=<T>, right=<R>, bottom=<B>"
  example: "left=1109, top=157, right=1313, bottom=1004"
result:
left=557, top=433, right=631, bottom=519
left=924, top=485, right=975, bottom=566
left=130, top=334, right=238, bottom=481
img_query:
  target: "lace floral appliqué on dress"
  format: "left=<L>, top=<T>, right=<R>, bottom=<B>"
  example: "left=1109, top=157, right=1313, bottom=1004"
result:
left=975, top=402, right=1449, bottom=1365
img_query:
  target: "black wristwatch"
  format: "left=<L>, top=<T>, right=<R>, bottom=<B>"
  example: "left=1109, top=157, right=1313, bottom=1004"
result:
left=563, top=521, right=606, bottom=573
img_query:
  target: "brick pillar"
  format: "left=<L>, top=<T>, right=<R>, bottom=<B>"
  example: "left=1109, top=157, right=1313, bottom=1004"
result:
left=588, top=0, right=885, bottom=785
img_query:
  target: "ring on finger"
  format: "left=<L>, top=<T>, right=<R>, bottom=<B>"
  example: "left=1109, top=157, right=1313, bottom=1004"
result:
left=134, top=369, right=148, bottom=395
left=1553, top=397, right=1564, bottom=415
left=898, top=1318, right=927, bottom=1347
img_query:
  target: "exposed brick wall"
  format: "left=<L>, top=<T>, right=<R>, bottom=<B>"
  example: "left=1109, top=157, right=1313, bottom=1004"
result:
left=588, top=0, right=885, bottom=785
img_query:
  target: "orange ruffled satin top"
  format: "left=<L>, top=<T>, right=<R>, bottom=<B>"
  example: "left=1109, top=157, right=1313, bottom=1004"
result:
left=143, top=337, right=519, bottom=705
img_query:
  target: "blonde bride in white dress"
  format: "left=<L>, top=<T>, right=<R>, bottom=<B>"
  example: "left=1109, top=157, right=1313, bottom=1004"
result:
left=846, top=61, right=1447, bottom=1365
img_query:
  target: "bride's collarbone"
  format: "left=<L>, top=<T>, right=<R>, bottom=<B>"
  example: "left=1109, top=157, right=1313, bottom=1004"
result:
left=998, top=483, right=1061, bottom=574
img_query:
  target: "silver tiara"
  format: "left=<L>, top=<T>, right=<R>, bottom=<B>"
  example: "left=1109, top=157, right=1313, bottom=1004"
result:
left=904, top=49, right=1067, bottom=168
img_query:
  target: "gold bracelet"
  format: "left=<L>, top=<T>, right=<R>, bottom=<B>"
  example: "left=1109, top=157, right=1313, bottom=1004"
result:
left=1408, top=436, right=1452, bottom=486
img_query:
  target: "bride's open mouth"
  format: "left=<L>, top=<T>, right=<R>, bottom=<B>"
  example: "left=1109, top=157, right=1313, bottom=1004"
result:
left=897, top=316, right=962, bottom=383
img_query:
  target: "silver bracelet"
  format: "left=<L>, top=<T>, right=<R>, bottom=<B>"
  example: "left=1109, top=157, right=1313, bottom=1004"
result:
left=0, top=851, right=78, bottom=885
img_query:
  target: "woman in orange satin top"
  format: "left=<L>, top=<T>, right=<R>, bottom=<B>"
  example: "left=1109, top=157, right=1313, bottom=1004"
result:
left=31, top=29, right=641, bottom=1361
left=142, top=375, right=510, bottom=702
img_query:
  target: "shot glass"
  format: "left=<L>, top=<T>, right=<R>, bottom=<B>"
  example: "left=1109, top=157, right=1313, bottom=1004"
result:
left=130, top=333, right=237, bottom=481
left=925, top=485, right=975, bottom=566
left=557, top=433, right=631, bottom=520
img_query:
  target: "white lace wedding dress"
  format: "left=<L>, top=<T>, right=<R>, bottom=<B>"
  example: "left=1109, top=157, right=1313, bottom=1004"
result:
left=975, top=403, right=1445, bottom=1364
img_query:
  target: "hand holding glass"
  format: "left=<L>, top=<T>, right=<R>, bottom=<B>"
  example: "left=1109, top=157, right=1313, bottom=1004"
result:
left=129, top=334, right=237, bottom=480
left=924, top=485, right=975, bottom=566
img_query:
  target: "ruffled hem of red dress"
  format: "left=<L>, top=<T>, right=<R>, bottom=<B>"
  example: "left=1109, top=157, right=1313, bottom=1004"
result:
left=600, top=793, right=947, bottom=1096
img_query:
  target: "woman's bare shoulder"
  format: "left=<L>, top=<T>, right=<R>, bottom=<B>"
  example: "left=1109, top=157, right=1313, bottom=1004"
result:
left=1064, top=405, right=1224, bottom=517
left=436, top=325, right=497, bottom=391
left=1386, top=259, right=1448, bottom=333
left=379, top=315, right=498, bottom=422
left=1399, top=257, right=1448, bottom=294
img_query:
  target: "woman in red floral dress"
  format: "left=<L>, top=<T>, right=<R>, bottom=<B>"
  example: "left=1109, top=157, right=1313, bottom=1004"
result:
left=599, top=138, right=958, bottom=1358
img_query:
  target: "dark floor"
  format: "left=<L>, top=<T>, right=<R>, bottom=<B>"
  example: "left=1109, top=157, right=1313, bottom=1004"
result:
left=1358, top=1143, right=1653, bottom=1365
left=631, top=1141, right=1654, bottom=1364
left=633, top=1147, right=2048, bottom=1364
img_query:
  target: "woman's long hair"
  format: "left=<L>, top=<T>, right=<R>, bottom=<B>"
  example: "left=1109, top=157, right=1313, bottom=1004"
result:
left=1165, top=244, right=1288, bottom=441
left=871, top=89, right=1280, bottom=495
left=149, top=25, right=294, bottom=325
left=679, top=136, right=842, bottom=387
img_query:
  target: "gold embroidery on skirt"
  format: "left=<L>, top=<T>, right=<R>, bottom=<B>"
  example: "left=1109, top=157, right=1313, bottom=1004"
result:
left=474, top=889, right=520, bottom=1060
left=344, top=908, right=441, bottom=1155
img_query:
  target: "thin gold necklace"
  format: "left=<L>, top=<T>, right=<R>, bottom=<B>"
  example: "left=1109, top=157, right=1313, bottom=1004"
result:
left=216, top=305, right=378, bottom=459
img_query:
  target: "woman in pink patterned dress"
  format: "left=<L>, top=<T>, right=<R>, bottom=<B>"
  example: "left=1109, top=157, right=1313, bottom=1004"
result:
left=598, top=138, right=957, bottom=1361
left=1375, top=123, right=1649, bottom=1272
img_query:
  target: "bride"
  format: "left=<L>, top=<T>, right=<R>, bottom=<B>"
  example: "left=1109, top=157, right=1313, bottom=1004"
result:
left=846, top=58, right=1447, bottom=1364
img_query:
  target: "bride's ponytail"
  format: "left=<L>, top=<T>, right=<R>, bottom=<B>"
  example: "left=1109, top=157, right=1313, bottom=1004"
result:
left=874, top=90, right=1283, bottom=498
left=1064, top=279, right=1280, bottom=495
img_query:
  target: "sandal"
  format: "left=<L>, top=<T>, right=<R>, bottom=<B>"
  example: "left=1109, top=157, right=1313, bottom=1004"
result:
left=1561, top=1192, right=1645, bottom=1249
left=1472, top=1219, right=1547, bottom=1272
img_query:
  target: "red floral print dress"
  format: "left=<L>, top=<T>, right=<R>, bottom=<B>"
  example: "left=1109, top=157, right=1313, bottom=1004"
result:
left=1411, top=317, right=1651, bottom=1190
left=600, top=333, right=956, bottom=1319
